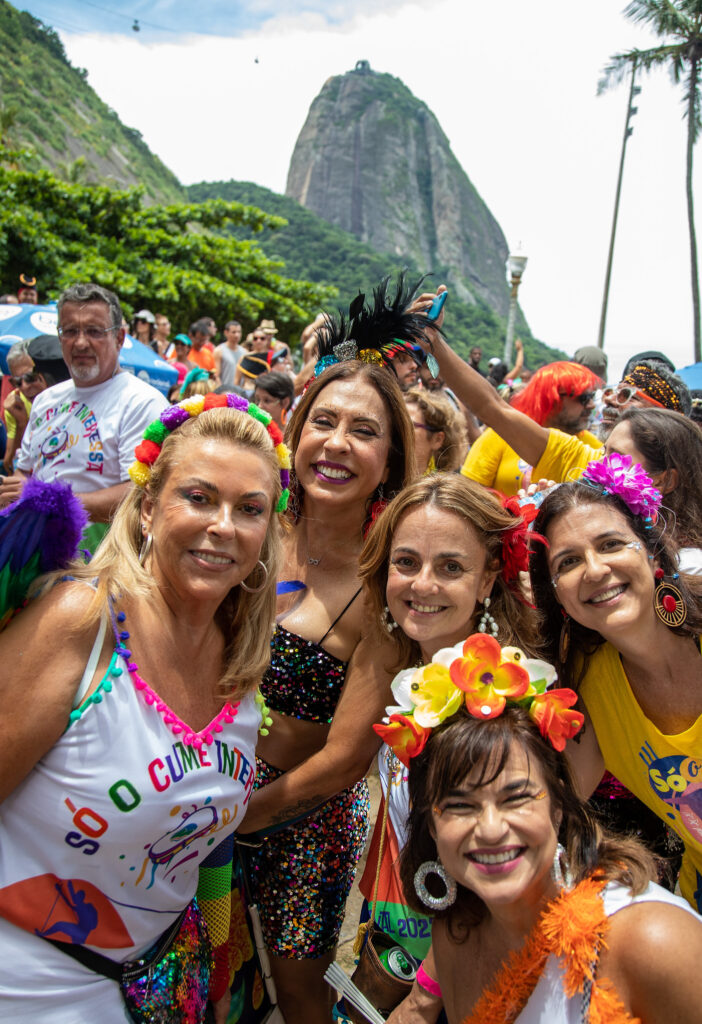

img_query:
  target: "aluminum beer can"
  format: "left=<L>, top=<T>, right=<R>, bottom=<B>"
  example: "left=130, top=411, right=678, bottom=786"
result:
left=378, top=946, right=417, bottom=981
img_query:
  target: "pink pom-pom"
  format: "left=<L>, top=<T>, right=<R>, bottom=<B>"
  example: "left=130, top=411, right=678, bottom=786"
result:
left=214, top=722, right=223, bottom=732
left=134, top=679, right=147, bottom=691
left=172, top=725, right=182, bottom=734
left=204, top=732, right=213, bottom=744
left=144, top=692, right=155, bottom=705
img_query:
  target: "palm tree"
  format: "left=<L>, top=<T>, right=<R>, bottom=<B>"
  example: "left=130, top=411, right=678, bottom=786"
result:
left=599, top=1, right=702, bottom=362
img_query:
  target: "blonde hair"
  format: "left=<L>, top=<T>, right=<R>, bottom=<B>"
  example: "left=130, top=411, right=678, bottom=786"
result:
left=181, top=378, right=215, bottom=399
left=405, top=387, right=466, bottom=471
left=360, top=474, right=540, bottom=669
left=48, top=409, right=282, bottom=698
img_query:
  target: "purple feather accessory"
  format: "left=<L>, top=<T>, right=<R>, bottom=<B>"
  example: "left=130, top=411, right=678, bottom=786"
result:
left=581, top=453, right=662, bottom=520
left=0, top=478, right=88, bottom=573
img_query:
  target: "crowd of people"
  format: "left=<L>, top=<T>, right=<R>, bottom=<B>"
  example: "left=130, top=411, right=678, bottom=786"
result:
left=1, top=273, right=702, bottom=1024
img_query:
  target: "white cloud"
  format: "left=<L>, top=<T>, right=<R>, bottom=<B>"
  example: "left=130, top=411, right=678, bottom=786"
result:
left=58, top=0, right=702, bottom=377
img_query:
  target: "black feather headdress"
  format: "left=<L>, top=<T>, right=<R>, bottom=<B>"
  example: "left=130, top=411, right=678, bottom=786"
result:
left=313, top=273, right=438, bottom=377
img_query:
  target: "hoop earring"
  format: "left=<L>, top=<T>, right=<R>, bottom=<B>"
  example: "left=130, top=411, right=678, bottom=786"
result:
left=559, top=614, right=571, bottom=663
left=478, top=597, right=499, bottom=638
left=414, top=861, right=457, bottom=911
left=240, top=560, right=268, bottom=594
left=551, top=842, right=570, bottom=889
left=138, top=532, right=152, bottom=566
left=382, top=606, right=398, bottom=633
left=654, top=569, right=687, bottom=628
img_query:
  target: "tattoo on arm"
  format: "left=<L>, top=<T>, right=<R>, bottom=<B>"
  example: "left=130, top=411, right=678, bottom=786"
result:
left=268, top=795, right=326, bottom=827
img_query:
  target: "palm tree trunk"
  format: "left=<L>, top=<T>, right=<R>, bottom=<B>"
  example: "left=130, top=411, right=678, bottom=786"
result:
left=686, top=56, right=701, bottom=363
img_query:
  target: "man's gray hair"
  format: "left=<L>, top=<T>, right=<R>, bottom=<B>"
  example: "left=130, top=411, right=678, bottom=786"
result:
left=58, top=283, right=122, bottom=329
left=6, top=339, right=31, bottom=369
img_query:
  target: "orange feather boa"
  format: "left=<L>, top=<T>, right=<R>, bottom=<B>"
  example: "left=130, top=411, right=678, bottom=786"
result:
left=462, top=876, right=640, bottom=1024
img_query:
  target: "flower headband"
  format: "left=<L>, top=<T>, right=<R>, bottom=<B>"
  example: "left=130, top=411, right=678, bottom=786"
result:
left=373, top=634, right=584, bottom=765
left=581, top=453, right=662, bottom=523
left=500, top=496, right=544, bottom=585
left=128, top=392, right=291, bottom=513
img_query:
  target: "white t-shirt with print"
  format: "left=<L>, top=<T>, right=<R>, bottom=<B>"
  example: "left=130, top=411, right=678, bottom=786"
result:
left=17, top=373, right=167, bottom=491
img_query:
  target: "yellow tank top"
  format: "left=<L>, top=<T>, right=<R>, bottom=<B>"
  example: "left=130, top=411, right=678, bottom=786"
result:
left=580, top=642, right=702, bottom=913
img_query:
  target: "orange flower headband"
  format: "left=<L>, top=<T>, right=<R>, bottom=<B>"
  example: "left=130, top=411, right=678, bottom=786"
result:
left=128, top=392, right=292, bottom=513
left=373, top=634, right=584, bottom=766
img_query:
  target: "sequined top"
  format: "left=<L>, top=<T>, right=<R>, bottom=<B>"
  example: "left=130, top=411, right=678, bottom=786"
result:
left=261, top=624, right=349, bottom=724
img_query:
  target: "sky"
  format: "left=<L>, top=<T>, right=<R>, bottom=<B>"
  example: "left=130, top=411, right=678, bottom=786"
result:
left=17, top=0, right=702, bottom=378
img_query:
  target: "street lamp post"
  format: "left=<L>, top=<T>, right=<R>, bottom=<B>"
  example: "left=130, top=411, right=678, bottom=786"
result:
left=504, top=250, right=528, bottom=366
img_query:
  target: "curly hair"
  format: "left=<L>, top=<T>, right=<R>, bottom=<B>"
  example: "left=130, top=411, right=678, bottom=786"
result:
left=359, top=474, right=541, bottom=670
left=404, top=387, right=466, bottom=471
left=400, top=705, right=657, bottom=940
left=529, top=480, right=702, bottom=690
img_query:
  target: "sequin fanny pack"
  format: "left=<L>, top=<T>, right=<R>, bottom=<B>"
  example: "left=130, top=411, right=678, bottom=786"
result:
left=42, top=898, right=213, bottom=1024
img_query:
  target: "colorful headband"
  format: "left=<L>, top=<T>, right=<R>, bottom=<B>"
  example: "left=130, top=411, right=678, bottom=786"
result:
left=621, top=364, right=681, bottom=411
left=581, top=453, right=661, bottom=522
left=373, top=634, right=583, bottom=764
left=179, top=366, right=211, bottom=397
left=128, top=393, right=291, bottom=513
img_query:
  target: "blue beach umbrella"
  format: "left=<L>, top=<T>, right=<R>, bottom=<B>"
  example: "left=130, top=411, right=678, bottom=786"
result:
left=676, top=362, right=702, bottom=391
left=0, top=303, right=178, bottom=397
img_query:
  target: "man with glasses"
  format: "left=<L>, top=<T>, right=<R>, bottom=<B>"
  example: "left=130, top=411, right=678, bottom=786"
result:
left=2, top=343, right=47, bottom=474
left=0, top=283, right=167, bottom=550
left=234, top=328, right=274, bottom=389
left=462, top=361, right=601, bottom=496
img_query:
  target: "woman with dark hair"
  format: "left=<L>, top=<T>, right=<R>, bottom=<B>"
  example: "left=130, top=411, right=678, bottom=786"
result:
left=254, top=370, right=295, bottom=430
left=606, top=407, right=702, bottom=572
left=377, top=643, right=702, bottom=1023
left=235, top=281, right=423, bottom=1024
left=529, top=454, right=702, bottom=914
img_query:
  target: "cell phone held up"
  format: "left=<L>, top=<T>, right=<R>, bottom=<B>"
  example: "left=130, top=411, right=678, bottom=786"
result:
left=425, top=291, right=448, bottom=322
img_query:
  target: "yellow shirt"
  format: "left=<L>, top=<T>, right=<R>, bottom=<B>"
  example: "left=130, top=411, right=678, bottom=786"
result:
left=3, top=390, right=31, bottom=440
left=580, top=642, right=702, bottom=913
left=461, top=427, right=602, bottom=496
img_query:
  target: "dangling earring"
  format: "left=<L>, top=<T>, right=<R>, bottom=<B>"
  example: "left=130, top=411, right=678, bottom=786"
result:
left=382, top=606, right=398, bottom=633
left=414, top=860, right=457, bottom=911
left=551, top=842, right=570, bottom=889
left=138, top=532, right=152, bottom=566
left=478, top=597, right=499, bottom=638
left=241, top=560, right=268, bottom=594
left=654, top=568, right=687, bottom=628
left=559, top=614, right=571, bottom=663
left=424, top=455, right=437, bottom=476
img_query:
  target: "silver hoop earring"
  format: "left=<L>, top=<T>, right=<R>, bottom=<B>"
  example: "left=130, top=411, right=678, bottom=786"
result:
left=138, top=532, right=152, bottom=566
left=478, top=596, right=499, bottom=638
left=240, top=560, right=268, bottom=594
left=382, top=606, right=398, bottom=633
left=414, top=860, right=457, bottom=911
left=551, top=842, right=570, bottom=889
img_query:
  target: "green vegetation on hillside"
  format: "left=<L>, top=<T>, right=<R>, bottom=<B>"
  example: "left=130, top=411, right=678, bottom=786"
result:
left=187, top=180, right=566, bottom=367
left=0, top=148, right=333, bottom=335
left=0, top=1, right=182, bottom=202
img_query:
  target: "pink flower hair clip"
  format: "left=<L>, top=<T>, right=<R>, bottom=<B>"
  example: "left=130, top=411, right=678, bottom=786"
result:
left=581, top=453, right=662, bottom=522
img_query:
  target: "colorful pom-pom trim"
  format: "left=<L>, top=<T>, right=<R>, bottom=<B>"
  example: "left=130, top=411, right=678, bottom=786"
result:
left=128, top=392, right=291, bottom=513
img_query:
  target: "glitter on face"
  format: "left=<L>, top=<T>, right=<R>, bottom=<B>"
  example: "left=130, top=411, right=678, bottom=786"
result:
left=246, top=759, right=370, bottom=957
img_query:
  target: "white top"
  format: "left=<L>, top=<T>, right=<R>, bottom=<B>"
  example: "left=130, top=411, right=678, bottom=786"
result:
left=0, top=630, right=260, bottom=1022
left=515, top=881, right=698, bottom=1023
left=17, top=372, right=167, bottom=492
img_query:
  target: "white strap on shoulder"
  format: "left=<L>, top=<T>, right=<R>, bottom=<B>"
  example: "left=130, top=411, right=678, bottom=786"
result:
left=73, top=614, right=108, bottom=709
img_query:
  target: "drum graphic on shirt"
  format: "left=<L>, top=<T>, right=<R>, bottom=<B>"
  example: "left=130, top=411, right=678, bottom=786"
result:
left=0, top=874, right=133, bottom=948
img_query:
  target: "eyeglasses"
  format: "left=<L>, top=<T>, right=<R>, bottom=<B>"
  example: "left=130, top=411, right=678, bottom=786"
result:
left=252, top=335, right=268, bottom=341
left=10, top=371, right=40, bottom=387
left=58, top=325, right=119, bottom=343
left=602, top=384, right=664, bottom=409
left=412, top=420, right=440, bottom=433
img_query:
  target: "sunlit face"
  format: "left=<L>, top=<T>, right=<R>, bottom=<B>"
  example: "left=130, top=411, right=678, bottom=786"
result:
left=155, top=316, right=171, bottom=338
left=225, top=324, right=242, bottom=345
left=386, top=506, right=496, bottom=658
left=59, top=300, right=124, bottom=386
left=294, top=378, right=391, bottom=510
left=8, top=354, right=45, bottom=400
left=141, top=439, right=275, bottom=610
left=251, top=332, right=269, bottom=352
left=405, top=400, right=445, bottom=474
left=432, top=745, right=560, bottom=910
left=546, top=503, right=655, bottom=640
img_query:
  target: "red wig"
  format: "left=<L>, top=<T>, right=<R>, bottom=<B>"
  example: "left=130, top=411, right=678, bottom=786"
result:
left=511, top=362, right=599, bottom=426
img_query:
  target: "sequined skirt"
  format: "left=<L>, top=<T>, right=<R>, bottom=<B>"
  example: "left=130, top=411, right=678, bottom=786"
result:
left=246, top=758, right=370, bottom=959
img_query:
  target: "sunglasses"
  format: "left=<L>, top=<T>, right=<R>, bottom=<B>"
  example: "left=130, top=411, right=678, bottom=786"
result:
left=10, top=371, right=41, bottom=387
left=252, top=335, right=268, bottom=341
left=602, top=384, right=664, bottom=409
left=560, top=391, right=595, bottom=407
